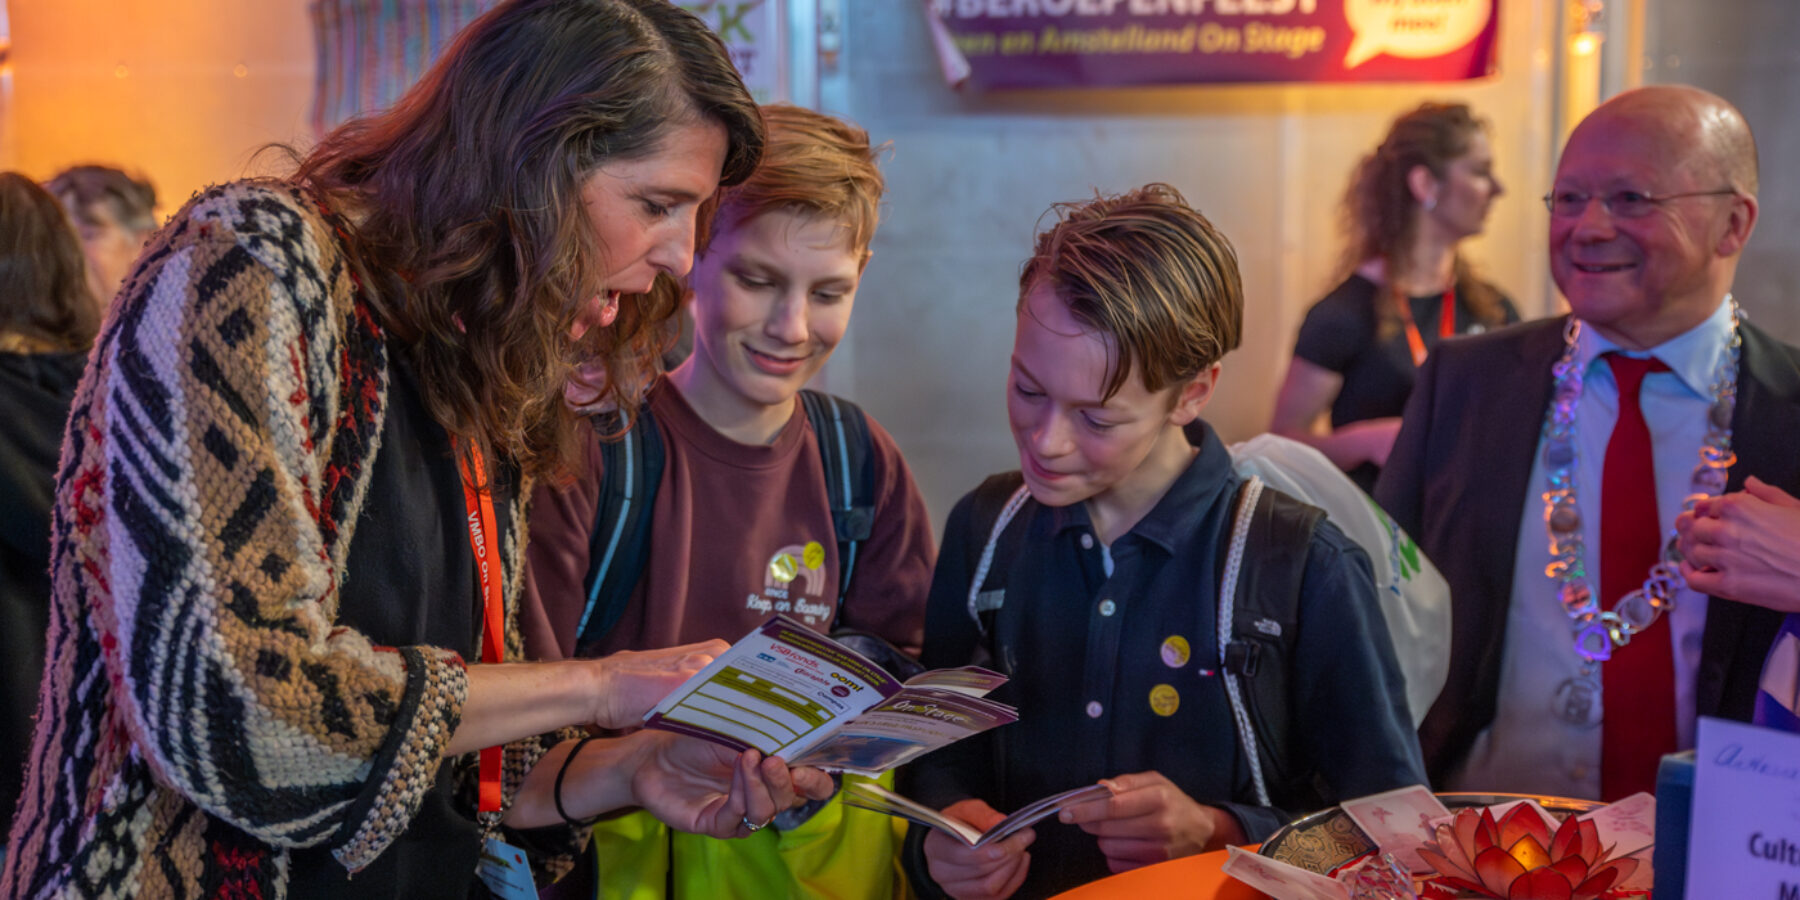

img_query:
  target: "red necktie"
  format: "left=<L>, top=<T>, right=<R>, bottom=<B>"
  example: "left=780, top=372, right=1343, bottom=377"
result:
left=1600, top=353, right=1675, bottom=800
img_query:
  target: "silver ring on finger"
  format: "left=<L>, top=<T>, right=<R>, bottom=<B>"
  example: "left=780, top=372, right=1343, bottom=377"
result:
left=741, top=814, right=770, bottom=832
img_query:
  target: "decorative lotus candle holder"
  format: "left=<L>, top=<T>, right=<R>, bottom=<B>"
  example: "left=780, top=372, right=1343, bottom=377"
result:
left=1417, top=805, right=1640, bottom=900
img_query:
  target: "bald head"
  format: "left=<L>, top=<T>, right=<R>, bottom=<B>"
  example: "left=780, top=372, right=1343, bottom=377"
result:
left=1551, top=84, right=1761, bottom=350
left=1576, top=85, right=1758, bottom=196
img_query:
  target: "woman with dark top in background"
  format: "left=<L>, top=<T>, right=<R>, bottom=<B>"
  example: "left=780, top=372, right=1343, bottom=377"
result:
left=1, top=2, right=832, bottom=897
left=0, top=172, right=101, bottom=848
left=1270, top=102, right=1519, bottom=493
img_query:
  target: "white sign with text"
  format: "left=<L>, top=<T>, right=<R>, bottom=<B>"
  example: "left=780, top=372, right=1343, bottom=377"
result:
left=1686, top=717, right=1800, bottom=900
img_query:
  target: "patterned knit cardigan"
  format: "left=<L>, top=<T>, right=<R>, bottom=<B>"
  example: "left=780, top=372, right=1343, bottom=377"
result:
left=1, top=182, right=568, bottom=898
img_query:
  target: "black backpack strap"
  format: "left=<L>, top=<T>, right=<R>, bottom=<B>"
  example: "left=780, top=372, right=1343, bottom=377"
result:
left=799, top=390, right=875, bottom=606
left=965, top=472, right=1029, bottom=614
left=576, top=406, right=667, bottom=653
left=1220, top=479, right=1324, bottom=810
left=968, top=469, right=1026, bottom=518
left=960, top=471, right=1031, bottom=681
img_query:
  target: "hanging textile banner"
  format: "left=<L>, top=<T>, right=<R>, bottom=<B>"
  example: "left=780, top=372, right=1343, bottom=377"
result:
left=680, top=1, right=788, bottom=103
left=310, top=0, right=497, bottom=135
left=922, top=0, right=1499, bottom=90
left=311, top=2, right=786, bottom=136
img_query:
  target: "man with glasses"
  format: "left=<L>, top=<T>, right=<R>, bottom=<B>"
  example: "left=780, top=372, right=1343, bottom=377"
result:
left=1376, top=84, right=1800, bottom=801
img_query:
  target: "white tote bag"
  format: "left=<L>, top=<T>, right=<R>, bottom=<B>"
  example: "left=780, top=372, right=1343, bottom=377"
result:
left=1228, top=434, right=1450, bottom=726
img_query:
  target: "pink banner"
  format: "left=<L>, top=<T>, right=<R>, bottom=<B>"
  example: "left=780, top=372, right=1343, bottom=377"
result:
left=924, top=0, right=1500, bottom=90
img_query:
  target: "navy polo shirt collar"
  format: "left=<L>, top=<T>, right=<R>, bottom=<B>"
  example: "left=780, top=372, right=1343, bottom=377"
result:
left=1042, top=420, right=1240, bottom=553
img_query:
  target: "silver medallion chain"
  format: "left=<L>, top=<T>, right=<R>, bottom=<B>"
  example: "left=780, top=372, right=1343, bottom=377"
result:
left=1539, top=298, right=1741, bottom=724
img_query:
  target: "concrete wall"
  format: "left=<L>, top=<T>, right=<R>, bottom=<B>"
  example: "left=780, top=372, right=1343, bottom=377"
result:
left=825, top=2, right=1562, bottom=529
left=1644, top=0, right=1800, bottom=344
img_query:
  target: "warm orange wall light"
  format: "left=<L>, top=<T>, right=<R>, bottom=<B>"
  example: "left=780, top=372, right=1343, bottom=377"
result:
left=1, top=0, right=313, bottom=218
left=1561, top=0, right=1605, bottom=143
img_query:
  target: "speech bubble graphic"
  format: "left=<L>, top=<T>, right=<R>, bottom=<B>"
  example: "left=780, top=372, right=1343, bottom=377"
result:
left=1343, top=0, right=1493, bottom=69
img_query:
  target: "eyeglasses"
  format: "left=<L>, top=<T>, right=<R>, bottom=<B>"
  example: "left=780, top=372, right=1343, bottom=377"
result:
left=1542, top=188, right=1738, bottom=219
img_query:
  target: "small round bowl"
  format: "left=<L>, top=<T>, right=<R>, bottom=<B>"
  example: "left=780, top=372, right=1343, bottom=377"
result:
left=1258, top=792, right=1605, bottom=874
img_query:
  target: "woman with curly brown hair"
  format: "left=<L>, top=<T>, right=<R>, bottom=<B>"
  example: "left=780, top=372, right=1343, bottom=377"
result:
left=1, top=2, right=830, bottom=897
left=1270, top=102, right=1519, bottom=493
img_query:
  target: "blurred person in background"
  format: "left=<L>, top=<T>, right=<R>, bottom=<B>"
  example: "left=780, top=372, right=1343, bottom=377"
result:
left=0, top=171, right=99, bottom=851
left=44, top=164, right=158, bottom=304
left=1270, top=102, right=1518, bottom=493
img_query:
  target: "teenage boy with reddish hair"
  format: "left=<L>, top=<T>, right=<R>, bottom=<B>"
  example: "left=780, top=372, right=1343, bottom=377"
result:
left=524, top=104, right=934, bottom=899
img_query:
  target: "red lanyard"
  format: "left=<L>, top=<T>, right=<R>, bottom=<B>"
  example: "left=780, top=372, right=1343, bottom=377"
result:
left=1398, top=285, right=1457, bottom=367
left=456, top=439, right=508, bottom=815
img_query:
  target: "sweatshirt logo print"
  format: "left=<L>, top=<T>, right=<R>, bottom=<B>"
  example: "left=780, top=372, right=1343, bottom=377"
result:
left=766, top=542, right=826, bottom=597
left=746, top=540, right=834, bottom=626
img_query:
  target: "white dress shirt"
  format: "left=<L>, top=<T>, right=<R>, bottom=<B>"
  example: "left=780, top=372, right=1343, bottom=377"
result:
left=1450, top=297, right=1735, bottom=799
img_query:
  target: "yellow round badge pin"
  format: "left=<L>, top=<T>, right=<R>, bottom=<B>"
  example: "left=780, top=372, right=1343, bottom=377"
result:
left=803, top=541, right=826, bottom=570
left=1159, top=635, right=1190, bottom=668
left=1149, top=684, right=1179, bottom=717
left=769, top=552, right=799, bottom=584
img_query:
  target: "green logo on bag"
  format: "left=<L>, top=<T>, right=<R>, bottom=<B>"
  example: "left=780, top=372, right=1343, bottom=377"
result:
left=1362, top=494, right=1421, bottom=581
left=1396, top=530, right=1421, bottom=580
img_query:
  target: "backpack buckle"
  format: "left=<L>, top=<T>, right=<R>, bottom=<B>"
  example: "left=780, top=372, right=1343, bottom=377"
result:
left=837, top=506, right=874, bottom=542
left=1223, top=640, right=1260, bottom=678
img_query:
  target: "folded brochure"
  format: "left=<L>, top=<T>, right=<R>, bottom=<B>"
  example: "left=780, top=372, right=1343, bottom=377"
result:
left=842, top=781, right=1113, bottom=848
left=642, top=614, right=1017, bottom=775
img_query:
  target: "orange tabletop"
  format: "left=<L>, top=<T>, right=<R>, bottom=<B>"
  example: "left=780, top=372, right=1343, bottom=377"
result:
left=1049, top=847, right=1268, bottom=900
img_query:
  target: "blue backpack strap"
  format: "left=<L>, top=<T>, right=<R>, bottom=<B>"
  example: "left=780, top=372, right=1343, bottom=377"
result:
left=799, top=390, right=875, bottom=606
left=576, top=406, right=666, bottom=654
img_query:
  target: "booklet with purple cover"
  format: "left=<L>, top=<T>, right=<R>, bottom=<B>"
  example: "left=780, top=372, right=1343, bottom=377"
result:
left=841, top=781, right=1114, bottom=848
left=642, top=615, right=1017, bottom=775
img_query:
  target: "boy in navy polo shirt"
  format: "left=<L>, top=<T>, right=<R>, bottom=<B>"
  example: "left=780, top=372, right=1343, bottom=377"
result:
left=901, top=185, right=1426, bottom=899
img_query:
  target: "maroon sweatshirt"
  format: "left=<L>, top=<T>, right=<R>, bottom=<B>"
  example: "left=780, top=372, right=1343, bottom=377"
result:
left=522, top=380, right=933, bottom=662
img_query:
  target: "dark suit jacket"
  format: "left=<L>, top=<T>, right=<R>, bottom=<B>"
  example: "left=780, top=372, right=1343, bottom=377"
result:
left=1375, top=315, right=1800, bottom=784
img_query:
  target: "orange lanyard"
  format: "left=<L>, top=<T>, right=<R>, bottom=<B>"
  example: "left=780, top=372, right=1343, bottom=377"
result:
left=456, top=439, right=508, bottom=815
left=1398, top=285, right=1457, bottom=367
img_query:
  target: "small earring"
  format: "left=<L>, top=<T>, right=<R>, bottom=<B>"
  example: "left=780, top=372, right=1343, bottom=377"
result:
left=1423, top=196, right=1438, bottom=213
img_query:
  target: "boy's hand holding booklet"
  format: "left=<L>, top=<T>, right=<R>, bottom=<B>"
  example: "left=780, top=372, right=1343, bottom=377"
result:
left=840, top=781, right=1113, bottom=849
left=641, top=614, right=1017, bottom=775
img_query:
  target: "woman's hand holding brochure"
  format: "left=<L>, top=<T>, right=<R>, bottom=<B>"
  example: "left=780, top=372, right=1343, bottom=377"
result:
left=640, top=615, right=1016, bottom=774
left=503, top=729, right=836, bottom=836
left=625, top=735, right=836, bottom=838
